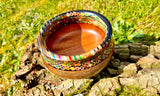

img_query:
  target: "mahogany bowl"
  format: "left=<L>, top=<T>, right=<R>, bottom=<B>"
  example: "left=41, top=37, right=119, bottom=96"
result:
left=37, top=10, right=114, bottom=79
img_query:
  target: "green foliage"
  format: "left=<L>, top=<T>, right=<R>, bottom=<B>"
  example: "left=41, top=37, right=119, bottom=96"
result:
left=113, top=20, right=135, bottom=43
left=0, top=0, right=160, bottom=94
left=112, top=20, right=158, bottom=44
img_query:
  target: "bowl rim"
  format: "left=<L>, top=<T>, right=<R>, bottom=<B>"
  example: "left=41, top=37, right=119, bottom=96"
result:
left=37, top=10, right=112, bottom=61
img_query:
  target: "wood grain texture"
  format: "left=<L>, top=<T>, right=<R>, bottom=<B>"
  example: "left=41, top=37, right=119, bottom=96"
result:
left=42, top=45, right=114, bottom=79
left=46, top=23, right=105, bottom=56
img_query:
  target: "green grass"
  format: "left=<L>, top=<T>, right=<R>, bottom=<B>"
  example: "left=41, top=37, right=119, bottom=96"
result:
left=0, top=0, right=160, bottom=94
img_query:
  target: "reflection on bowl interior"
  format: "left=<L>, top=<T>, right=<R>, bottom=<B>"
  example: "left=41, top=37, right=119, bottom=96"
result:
left=46, top=23, right=105, bottom=56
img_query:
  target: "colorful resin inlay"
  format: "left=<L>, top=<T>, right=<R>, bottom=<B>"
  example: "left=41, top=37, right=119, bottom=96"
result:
left=41, top=37, right=114, bottom=71
left=38, top=11, right=111, bottom=61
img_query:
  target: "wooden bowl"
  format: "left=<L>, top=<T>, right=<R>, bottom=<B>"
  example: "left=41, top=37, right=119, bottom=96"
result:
left=37, top=10, right=113, bottom=79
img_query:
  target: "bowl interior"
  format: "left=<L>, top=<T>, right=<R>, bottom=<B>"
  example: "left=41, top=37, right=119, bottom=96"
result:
left=46, top=23, right=105, bottom=56
left=39, top=11, right=111, bottom=60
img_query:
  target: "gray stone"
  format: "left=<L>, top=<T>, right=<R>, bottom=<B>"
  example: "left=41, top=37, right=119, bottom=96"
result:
left=118, top=62, right=130, bottom=73
left=26, top=43, right=34, bottom=52
left=129, top=43, right=142, bottom=55
left=13, top=84, right=54, bottom=96
left=120, top=70, right=160, bottom=95
left=155, top=41, right=160, bottom=46
left=12, top=64, right=35, bottom=79
left=13, top=88, right=24, bottom=96
left=141, top=45, right=149, bottom=56
left=150, top=45, right=154, bottom=54
left=12, top=42, right=160, bottom=96
left=153, top=46, right=160, bottom=54
left=114, top=44, right=129, bottom=49
left=138, top=71, right=159, bottom=88
left=119, top=63, right=137, bottom=77
left=59, top=79, right=93, bottom=95
left=114, top=45, right=130, bottom=60
left=137, top=54, right=160, bottom=69
left=21, top=52, right=32, bottom=63
left=107, top=68, right=118, bottom=75
left=119, top=78, right=140, bottom=87
left=129, top=43, right=148, bottom=56
left=60, top=79, right=74, bottom=92
left=141, top=49, right=149, bottom=56
left=26, top=84, right=54, bottom=96
left=114, top=45, right=129, bottom=54
left=119, top=52, right=130, bottom=60
left=89, top=78, right=121, bottom=96
left=130, top=55, right=142, bottom=62
left=108, top=58, right=120, bottom=68
left=154, top=84, right=160, bottom=93
left=73, top=79, right=92, bottom=90
left=150, top=45, right=160, bottom=59
left=136, top=70, right=160, bottom=89
left=114, top=48, right=129, bottom=54
left=141, top=87, right=158, bottom=96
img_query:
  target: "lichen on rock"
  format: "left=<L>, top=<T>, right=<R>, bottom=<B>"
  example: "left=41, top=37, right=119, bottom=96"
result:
left=89, top=78, right=121, bottom=96
left=11, top=42, right=160, bottom=96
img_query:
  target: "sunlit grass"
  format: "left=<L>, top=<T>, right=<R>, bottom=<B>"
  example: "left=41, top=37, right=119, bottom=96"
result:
left=0, top=0, right=160, bottom=94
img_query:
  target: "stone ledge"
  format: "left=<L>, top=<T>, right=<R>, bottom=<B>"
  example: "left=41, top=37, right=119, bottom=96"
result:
left=11, top=42, right=160, bottom=96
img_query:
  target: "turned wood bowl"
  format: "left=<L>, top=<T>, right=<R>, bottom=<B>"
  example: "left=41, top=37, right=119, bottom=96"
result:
left=37, top=10, right=114, bottom=79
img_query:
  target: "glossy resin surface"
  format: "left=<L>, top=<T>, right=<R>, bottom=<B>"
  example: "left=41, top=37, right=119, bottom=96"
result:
left=46, top=23, right=105, bottom=56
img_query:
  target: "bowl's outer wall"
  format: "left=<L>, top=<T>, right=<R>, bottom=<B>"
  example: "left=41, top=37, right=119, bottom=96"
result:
left=42, top=44, right=114, bottom=79
left=39, top=10, right=114, bottom=79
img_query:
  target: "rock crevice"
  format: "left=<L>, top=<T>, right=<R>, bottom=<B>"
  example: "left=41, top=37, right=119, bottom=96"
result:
left=12, top=42, right=160, bottom=96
